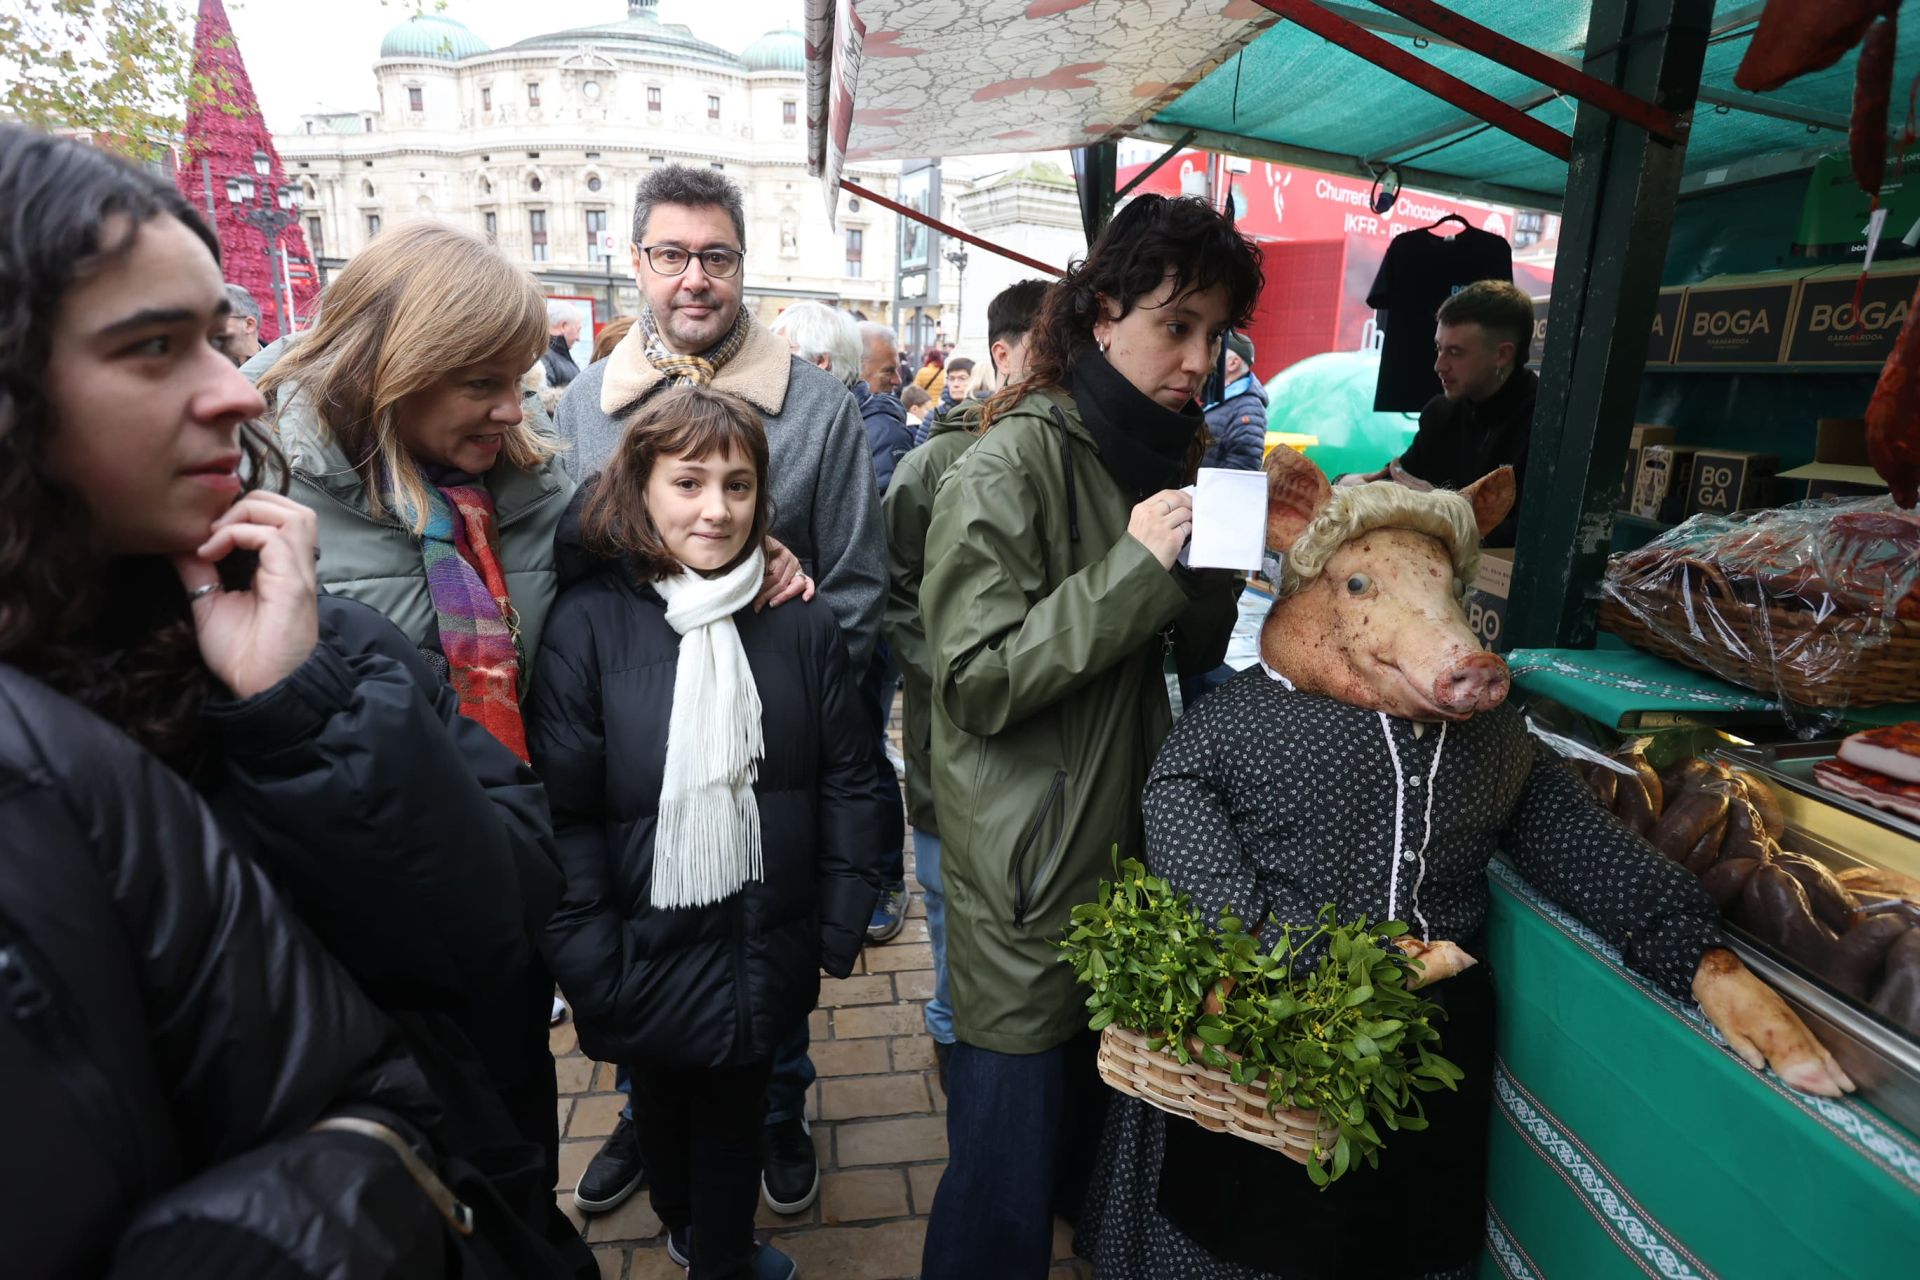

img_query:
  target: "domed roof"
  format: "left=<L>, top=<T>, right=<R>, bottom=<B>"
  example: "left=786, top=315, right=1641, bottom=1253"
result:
left=510, top=0, right=739, bottom=70
left=742, top=26, right=803, bottom=74
left=379, top=14, right=490, bottom=62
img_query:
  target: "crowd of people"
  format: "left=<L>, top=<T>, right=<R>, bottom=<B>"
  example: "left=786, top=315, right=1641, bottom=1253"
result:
left=4, top=118, right=1827, bottom=1280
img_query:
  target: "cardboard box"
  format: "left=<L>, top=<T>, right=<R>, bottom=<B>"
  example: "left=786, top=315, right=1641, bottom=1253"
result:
left=1784, top=261, right=1920, bottom=364
left=1466, top=548, right=1515, bottom=653
left=1648, top=288, right=1685, bottom=364
left=1632, top=445, right=1701, bottom=523
left=1528, top=295, right=1551, bottom=366
left=1688, top=448, right=1778, bottom=515
left=1622, top=424, right=1677, bottom=508
left=1673, top=272, right=1799, bottom=365
left=1777, top=417, right=1890, bottom=498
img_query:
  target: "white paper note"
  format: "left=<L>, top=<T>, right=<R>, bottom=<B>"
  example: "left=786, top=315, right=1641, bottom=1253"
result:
left=1184, top=467, right=1270, bottom=572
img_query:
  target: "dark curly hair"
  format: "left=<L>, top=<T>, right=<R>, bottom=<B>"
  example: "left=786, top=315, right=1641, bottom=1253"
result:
left=0, top=125, right=284, bottom=773
left=982, top=195, right=1265, bottom=469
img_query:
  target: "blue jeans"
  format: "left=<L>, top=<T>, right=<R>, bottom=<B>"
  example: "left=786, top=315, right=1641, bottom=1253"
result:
left=921, top=1033, right=1106, bottom=1280
left=913, top=828, right=953, bottom=1044
left=617, top=1020, right=815, bottom=1129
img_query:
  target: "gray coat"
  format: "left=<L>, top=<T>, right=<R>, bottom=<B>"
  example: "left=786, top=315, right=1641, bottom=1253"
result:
left=552, top=319, right=886, bottom=668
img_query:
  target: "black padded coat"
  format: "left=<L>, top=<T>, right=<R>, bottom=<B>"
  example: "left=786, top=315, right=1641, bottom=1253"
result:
left=528, top=566, right=886, bottom=1070
left=0, top=663, right=443, bottom=1277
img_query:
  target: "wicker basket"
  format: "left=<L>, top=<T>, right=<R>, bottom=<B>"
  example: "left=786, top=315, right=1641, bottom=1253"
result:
left=1095, top=1024, right=1333, bottom=1164
left=1597, top=566, right=1920, bottom=709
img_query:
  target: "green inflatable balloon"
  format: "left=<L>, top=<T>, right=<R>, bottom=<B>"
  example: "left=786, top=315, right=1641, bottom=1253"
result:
left=1264, top=352, right=1420, bottom=480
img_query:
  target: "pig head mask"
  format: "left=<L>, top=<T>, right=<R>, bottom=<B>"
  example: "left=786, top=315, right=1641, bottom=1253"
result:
left=1261, top=446, right=1517, bottom=722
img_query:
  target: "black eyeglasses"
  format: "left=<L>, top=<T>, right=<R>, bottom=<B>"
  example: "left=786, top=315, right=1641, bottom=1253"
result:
left=638, top=244, right=745, bottom=279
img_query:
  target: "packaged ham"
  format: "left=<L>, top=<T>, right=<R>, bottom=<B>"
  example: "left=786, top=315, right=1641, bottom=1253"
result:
left=1836, top=721, right=1920, bottom=783
left=1598, top=497, right=1920, bottom=731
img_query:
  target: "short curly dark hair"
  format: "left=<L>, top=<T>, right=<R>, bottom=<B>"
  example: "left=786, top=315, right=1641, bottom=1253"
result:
left=0, top=124, right=283, bottom=772
left=631, top=164, right=748, bottom=248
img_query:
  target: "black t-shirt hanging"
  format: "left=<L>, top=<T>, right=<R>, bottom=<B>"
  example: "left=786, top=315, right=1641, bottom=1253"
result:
left=1366, top=225, right=1513, bottom=412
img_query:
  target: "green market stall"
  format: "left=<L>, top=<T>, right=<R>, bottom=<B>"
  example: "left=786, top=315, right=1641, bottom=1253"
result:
left=807, top=1, right=1920, bottom=1269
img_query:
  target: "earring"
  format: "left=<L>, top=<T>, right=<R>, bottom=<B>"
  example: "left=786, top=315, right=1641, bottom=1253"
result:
left=1097, top=335, right=1110, bottom=354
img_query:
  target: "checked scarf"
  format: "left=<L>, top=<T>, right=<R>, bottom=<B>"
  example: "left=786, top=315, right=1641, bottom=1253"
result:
left=420, top=480, right=529, bottom=761
left=638, top=302, right=751, bottom=387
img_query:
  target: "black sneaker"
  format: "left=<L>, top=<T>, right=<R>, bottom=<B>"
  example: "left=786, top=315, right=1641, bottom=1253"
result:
left=573, top=1115, right=644, bottom=1214
left=760, top=1114, right=819, bottom=1214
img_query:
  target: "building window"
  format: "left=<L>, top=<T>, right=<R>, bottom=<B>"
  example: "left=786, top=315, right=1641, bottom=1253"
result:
left=305, top=121, right=314, bottom=134
left=782, top=100, right=796, bottom=125
left=361, top=179, right=375, bottom=199
left=527, top=82, right=541, bottom=108
left=587, top=175, right=602, bottom=193
left=408, top=86, right=423, bottom=112
left=647, top=86, right=662, bottom=112
left=529, top=175, right=542, bottom=193
left=586, top=208, right=608, bottom=262
left=530, top=210, right=548, bottom=262
left=306, top=216, right=324, bottom=257
left=845, top=228, right=863, bottom=277
left=707, top=94, right=720, bottom=119
left=710, top=162, right=724, bottom=171
left=647, top=154, right=664, bottom=164
left=484, top=211, right=497, bottom=241
left=362, top=116, right=374, bottom=131
left=366, top=213, right=382, bottom=238
left=481, top=86, right=492, bottom=111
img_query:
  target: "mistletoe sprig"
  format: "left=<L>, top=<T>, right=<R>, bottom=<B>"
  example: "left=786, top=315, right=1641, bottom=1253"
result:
left=1060, top=857, right=1463, bottom=1187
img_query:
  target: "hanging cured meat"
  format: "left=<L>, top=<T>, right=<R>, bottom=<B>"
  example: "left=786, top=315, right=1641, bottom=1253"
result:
left=1734, top=0, right=1891, bottom=93
left=1866, top=277, right=1920, bottom=508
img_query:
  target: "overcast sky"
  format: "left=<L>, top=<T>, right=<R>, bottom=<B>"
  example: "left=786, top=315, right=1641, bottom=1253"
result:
left=229, top=0, right=806, bottom=131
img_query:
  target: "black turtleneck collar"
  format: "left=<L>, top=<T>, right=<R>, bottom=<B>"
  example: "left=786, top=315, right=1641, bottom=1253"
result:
left=1067, top=350, right=1205, bottom=501
left=1469, top=365, right=1536, bottom=423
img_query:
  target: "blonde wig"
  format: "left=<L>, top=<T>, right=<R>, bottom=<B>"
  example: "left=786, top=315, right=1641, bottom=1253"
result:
left=1279, top=482, right=1481, bottom=597
left=260, top=220, right=553, bottom=532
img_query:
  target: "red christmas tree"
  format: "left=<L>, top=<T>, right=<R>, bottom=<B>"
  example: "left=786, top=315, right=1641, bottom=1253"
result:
left=175, top=0, right=317, bottom=342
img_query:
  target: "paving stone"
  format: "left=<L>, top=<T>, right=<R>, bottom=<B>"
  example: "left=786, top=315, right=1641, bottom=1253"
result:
left=550, top=1022, right=580, bottom=1057
left=895, top=917, right=931, bottom=944
left=820, top=1168, right=910, bottom=1223
left=557, top=1139, right=599, bottom=1192
left=555, top=1054, right=595, bottom=1094
left=866, top=942, right=933, bottom=972
left=594, top=1244, right=628, bottom=1279
left=808, top=1008, right=832, bottom=1039
left=810, top=1036, right=891, bottom=1077
left=836, top=1115, right=948, bottom=1167
left=819, top=974, right=895, bottom=1006
left=819, top=1073, right=929, bottom=1120
left=833, top=1003, right=924, bottom=1039
left=893, top=969, right=936, bottom=1002
left=557, top=1098, right=573, bottom=1135
left=757, top=1193, right=816, bottom=1229
left=626, top=1247, right=685, bottom=1279
left=585, top=1192, right=664, bottom=1244
left=907, top=1162, right=946, bottom=1215
left=593, top=1060, right=620, bottom=1091
left=890, top=1034, right=937, bottom=1072
left=568, top=1091, right=628, bottom=1138
left=772, top=1219, right=929, bottom=1279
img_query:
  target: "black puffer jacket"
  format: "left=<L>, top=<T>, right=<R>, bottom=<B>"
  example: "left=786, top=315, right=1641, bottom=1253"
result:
left=528, top=563, right=885, bottom=1069
left=0, top=664, right=442, bottom=1277
left=191, top=596, right=575, bottom=1265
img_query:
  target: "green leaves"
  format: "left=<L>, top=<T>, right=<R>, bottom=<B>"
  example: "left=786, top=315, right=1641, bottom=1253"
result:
left=1057, top=855, right=1463, bottom=1189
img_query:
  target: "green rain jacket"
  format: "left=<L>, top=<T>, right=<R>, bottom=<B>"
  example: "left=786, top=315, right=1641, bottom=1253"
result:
left=922, top=387, right=1238, bottom=1055
left=882, top=403, right=984, bottom=836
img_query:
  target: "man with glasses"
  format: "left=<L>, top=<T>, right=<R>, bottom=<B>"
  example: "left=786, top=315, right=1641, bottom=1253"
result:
left=553, top=165, right=887, bottom=1252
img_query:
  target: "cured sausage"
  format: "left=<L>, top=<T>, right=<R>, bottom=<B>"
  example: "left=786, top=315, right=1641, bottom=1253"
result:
left=1822, top=914, right=1909, bottom=1000
left=1586, top=763, right=1619, bottom=811
left=1701, top=858, right=1764, bottom=911
left=1866, top=274, right=1920, bottom=509
left=1870, top=928, right=1920, bottom=1035
left=1735, top=0, right=1887, bottom=94
left=1650, top=784, right=1730, bottom=863
left=1740, top=863, right=1838, bottom=959
left=1627, top=752, right=1664, bottom=820
left=1852, top=16, right=1897, bottom=196
left=1720, top=798, right=1768, bottom=866
left=1683, top=818, right=1729, bottom=877
left=1774, top=851, right=1862, bottom=932
left=1733, top=772, right=1786, bottom=840
left=1616, top=771, right=1655, bottom=836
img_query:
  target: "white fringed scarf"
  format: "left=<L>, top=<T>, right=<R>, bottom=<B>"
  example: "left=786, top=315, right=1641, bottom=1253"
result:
left=650, top=547, right=767, bottom=909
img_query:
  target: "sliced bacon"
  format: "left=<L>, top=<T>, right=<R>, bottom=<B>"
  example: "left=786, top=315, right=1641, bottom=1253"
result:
left=1815, top=757, right=1920, bottom=823
left=1838, top=722, right=1920, bottom=784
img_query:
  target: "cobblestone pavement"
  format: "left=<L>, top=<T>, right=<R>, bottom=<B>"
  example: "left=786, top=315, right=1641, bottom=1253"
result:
left=551, top=740, right=1095, bottom=1278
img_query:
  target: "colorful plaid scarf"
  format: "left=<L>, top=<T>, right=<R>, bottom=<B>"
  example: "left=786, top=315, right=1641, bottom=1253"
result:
left=638, top=302, right=751, bottom=387
left=421, top=481, right=529, bottom=761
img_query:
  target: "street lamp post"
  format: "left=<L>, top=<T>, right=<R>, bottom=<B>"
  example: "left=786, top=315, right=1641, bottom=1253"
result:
left=943, top=246, right=969, bottom=350
left=225, top=149, right=303, bottom=338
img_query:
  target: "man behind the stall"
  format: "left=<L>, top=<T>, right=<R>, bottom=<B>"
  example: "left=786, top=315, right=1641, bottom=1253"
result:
left=1342, top=280, right=1536, bottom=547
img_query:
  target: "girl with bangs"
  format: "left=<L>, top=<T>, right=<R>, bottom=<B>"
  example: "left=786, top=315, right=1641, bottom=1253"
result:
left=529, top=385, right=883, bottom=1280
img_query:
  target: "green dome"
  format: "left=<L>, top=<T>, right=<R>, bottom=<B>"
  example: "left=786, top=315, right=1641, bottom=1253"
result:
left=379, top=14, right=490, bottom=62
left=742, top=26, right=803, bottom=73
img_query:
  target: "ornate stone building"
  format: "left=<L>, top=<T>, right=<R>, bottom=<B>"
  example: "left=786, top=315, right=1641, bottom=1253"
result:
left=275, top=1, right=901, bottom=327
